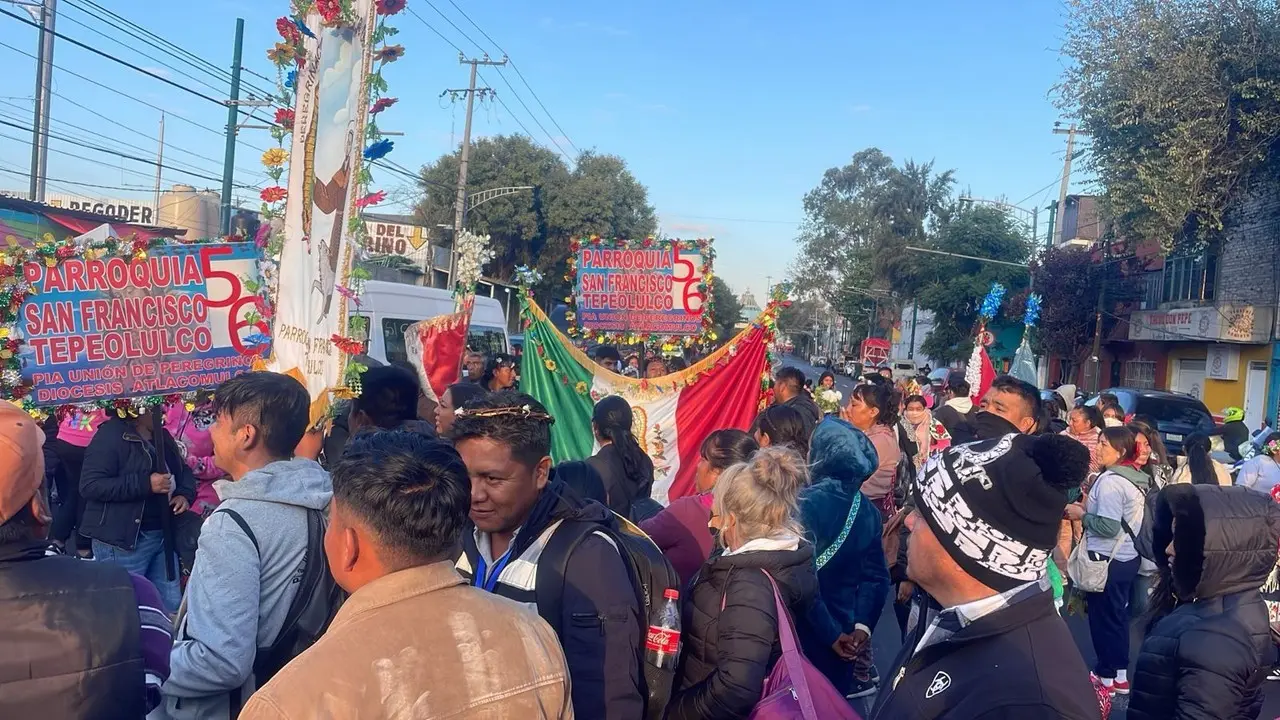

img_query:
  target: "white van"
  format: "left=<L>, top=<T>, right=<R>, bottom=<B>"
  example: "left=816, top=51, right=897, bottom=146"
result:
left=354, top=281, right=510, bottom=367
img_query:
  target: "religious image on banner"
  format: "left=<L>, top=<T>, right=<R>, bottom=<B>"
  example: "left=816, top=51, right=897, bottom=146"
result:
left=270, top=1, right=376, bottom=421
left=520, top=293, right=776, bottom=503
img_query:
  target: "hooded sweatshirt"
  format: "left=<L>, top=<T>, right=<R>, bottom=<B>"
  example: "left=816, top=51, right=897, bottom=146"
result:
left=163, top=458, right=332, bottom=720
left=1083, top=464, right=1149, bottom=562
left=798, top=418, right=891, bottom=694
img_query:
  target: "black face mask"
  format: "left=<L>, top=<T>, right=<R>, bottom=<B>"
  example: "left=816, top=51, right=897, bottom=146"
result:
left=973, top=411, right=1021, bottom=440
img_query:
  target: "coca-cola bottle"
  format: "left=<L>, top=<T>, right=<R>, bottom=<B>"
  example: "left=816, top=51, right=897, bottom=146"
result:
left=645, top=588, right=682, bottom=670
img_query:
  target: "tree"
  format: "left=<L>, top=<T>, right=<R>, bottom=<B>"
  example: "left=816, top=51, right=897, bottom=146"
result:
left=1058, top=0, right=1280, bottom=251
left=1032, top=245, right=1149, bottom=385
left=708, top=279, right=745, bottom=346
left=413, top=136, right=657, bottom=301
left=792, top=149, right=955, bottom=334
left=915, top=207, right=1031, bottom=363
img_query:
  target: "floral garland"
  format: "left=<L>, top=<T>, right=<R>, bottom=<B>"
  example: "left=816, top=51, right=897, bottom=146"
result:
left=562, top=236, right=717, bottom=348
left=0, top=233, right=233, bottom=420
left=517, top=274, right=782, bottom=407
left=265, top=0, right=405, bottom=395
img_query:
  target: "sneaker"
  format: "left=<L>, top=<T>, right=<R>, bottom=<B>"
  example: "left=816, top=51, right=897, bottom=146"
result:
left=845, top=677, right=878, bottom=699
left=869, top=666, right=881, bottom=686
left=1268, top=668, right=1280, bottom=681
left=1090, top=672, right=1115, bottom=696
left=1112, top=679, right=1130, bottom=695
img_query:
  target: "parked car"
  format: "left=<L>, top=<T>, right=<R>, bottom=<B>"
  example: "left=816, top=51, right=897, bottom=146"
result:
left=1085, top=388, right=1215, bottom=457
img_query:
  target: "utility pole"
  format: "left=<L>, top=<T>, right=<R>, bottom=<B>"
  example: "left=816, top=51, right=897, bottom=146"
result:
left=908, top=302, right=918, bottom=360
left=25, top=0, right=56, bottom=202
left=1089, top=242, right=1109, bottom=393
left=219, top=18, right=244, bottom=236
left=445, top=53, right=507, bottom=287
left=153, top=112, right=165, bottom=213
left=1052, top=123, right=1090, bottom=246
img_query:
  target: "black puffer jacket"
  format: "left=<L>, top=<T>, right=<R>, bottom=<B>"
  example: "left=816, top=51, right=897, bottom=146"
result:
left=666, top=541, right=819, bottom=720
left=1129, top=484, right=1280, bottom=720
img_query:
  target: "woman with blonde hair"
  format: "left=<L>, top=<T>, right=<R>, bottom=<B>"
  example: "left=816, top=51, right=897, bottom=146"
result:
left=667, top=446, right=828, bottom=719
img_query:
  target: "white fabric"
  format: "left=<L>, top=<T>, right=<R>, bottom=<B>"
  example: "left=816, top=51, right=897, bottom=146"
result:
left=1237, top=455, right=1280, bottom=496
left=724, top=533, right=801, bottom=556
left=589, top=374, right=682, bottom=504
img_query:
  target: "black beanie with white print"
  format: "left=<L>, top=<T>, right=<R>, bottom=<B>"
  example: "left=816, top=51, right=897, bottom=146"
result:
left=912, top=432, right=1090, bottom=592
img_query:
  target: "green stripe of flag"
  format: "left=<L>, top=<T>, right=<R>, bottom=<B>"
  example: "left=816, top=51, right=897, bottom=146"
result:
left=520, top=296, right=597, bottom=463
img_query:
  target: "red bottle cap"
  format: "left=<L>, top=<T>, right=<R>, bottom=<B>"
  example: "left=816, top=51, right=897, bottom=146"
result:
left=663, top=588, right=679, bottom=600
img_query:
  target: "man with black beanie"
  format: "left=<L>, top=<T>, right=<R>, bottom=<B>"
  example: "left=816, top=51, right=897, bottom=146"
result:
left=871, top=433, right=1101, bottom=720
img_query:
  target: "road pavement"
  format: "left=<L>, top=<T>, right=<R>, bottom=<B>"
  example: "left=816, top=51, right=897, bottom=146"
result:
left=780, top=355, right=1280, bottom=718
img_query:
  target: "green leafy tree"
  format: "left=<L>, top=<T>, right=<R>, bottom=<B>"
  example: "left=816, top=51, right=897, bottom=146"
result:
left=916, top=207, right=1031, bottom=363
left=413, top=136, right=657, bottom=302
left=1058, top=0, right=1280, bottom=251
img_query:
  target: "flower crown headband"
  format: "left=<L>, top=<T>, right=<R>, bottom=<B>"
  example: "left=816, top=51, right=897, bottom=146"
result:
left=1266, top=438, right=1280, bottom=457
left=455, top=405, right=556, bottom=425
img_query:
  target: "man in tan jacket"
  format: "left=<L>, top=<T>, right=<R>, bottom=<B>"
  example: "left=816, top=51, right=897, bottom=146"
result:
left=241, top=431, right=573, bottom=719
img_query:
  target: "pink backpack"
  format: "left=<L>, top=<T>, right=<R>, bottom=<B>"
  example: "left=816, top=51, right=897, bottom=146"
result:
left=749, top=570, right=861, bottom=720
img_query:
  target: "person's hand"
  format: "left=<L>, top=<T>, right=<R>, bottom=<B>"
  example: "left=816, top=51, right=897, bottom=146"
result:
left=150, top=473, right=173, bottom=494
left=170, top=496, right=190, bottom=515
left=896, top=581, right=915, bottom=604
left=848, top=628, right=870, bottom=652
left=831, top=634, right=858, bottom=661
left=1064, top=503, right=1086, bottom=521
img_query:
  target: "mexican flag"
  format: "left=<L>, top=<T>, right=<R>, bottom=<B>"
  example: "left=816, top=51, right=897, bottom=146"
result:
left=521, top=296, right=773, bottom=503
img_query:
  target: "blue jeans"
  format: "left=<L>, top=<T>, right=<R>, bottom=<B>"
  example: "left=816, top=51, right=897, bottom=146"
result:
left=1086, top=554, right=1140, bottom=678
left=93, top=530, right=180, bottom=613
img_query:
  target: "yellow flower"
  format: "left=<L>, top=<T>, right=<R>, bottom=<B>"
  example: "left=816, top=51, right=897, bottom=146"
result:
left=544, top=359, right=557, bottom=372
left=261, top=148, right=288, bottom=167
left=575, top=381, right=588, bottom=395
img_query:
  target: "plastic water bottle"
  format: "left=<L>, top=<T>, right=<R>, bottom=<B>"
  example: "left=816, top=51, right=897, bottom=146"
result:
left=645, top=588, right=682, bottom=670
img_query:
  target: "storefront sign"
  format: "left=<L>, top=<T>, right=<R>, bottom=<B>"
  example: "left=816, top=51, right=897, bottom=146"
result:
left=572, top=239, right=712, bottom=338
left=1128, top=305, right=1271, bottom=343
left=362, top=220, right=434, bottom=265
left=18, top=243, right=265, bottom=404
left=43, top=194, right=156, bottom=225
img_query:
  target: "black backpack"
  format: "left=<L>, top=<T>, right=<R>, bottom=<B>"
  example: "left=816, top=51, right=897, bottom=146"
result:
left=535, top=513, right=680, bottom=720
left=218, top=507, right=347, bottom=709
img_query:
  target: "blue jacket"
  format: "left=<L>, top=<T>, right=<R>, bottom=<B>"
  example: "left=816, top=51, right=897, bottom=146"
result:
left=800, top=418, right=891, bottom=644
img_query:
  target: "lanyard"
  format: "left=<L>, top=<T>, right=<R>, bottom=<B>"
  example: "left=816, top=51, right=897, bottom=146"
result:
left=473, top=545, right=516, bottom=593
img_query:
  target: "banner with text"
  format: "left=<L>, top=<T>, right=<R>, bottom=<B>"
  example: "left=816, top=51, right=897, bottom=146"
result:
left=571, top=237, right=713, bottom=342
left=270, top=0, right=377, bottom=423
left=19, top=243, right=265, bottom=405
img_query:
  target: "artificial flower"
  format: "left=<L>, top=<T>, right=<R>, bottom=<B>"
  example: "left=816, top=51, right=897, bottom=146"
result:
left=285, top=69, right=297, bottom=89
left=355, top=190, right=386, bottom=208
left=544, top=359, right=557, bottom=372
left=363, top=138, right=394, bottom=160
left=316, top=0, right=342, bottom=25
left=261, top=148, right=288, bottom=167
left=375, top=45, right=404, bottom=63
left=376, top=0, right=406, bottom=15
left=575, top=381, right=589, bottom=395
left=276, top=16, right=301, bottom=44
left=267, top=42, right=295, bottom=64
left=274, top=107, right=295, bottom=129
left=260, top=186, right=287, bottom=203
left=369, top=97, right=398, bottom=114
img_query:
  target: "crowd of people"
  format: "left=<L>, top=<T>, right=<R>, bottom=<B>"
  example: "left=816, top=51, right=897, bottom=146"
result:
left=5, top=348, right=1280, bottom=719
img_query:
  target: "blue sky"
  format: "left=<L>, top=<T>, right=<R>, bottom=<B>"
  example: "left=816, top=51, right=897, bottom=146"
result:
left=0, top=0, right=1087, bottom=300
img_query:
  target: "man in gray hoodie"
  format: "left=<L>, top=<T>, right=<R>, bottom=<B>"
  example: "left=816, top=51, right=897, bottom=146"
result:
left=162, top=372, right=331, bottom=719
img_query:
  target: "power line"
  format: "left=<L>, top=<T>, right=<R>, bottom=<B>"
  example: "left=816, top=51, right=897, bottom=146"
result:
left=420, top=0, right=487, bottom=54
left=0, top=120, right=259, bottom=189
left=65, top=0, right=280, bottom=102
left=477, top=70, right=572, bottom=161
left=663, top=213, right=802, bottom=225
left=0, top=7, right=276, bottom=124
left=408, top=7, right=465, bottom=53
left=444, top=0, right=580, bottom=154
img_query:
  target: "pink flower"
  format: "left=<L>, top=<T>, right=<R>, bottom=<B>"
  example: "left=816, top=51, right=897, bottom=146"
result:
left=370, top=97, right=398, bottom=114
left=276, top=17, right=301, bottom=45
left=355, top=191, right=386, bottom=208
